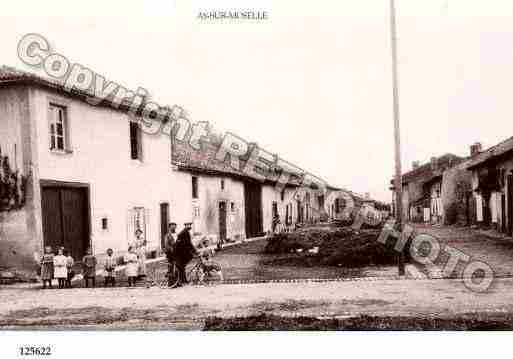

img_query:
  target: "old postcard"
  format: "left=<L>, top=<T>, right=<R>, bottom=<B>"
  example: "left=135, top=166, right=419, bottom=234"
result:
left=1, top=0, right=512, bottom=357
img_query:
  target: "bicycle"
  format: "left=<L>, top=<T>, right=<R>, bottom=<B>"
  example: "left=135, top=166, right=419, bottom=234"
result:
left=186, top=253, right=224, bottom=285
left=148, top=260, right=180, bottom=288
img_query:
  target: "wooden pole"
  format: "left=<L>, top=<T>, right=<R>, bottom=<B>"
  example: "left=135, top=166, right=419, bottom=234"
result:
left=390, top=0, right=405, bottom=276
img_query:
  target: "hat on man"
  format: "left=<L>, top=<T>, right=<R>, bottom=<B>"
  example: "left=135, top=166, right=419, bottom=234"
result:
left=184, top=222, right=193, bottom=226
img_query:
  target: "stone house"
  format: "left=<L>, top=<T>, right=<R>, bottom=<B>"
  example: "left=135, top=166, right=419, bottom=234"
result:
left=0, top=66, right=340, bottom=273
left=466, top=138, right=513, bottom=234
left=171, top=134, right=327, bottom=242
left=0, top=66, right=178, bottom=271
left=390, top=153, right=472, bottom=225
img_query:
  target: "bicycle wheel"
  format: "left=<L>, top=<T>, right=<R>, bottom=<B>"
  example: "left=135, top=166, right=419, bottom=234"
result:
left=204, top=262, right=224, bottom=282
left=149, top=265, right=166, bottom=288
left=166, top=263, right=180, bottom=288
left=187, top=264, right=203, bottom=285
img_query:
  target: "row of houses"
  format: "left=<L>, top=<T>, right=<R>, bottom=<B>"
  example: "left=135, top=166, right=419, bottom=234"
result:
left=391, top=138, right=513, bottom=235
left=0, top=65, right=386, bottom=272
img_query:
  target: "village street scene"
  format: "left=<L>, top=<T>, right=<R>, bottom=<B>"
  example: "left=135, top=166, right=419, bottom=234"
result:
left=2, top=1, right=513, bottom=333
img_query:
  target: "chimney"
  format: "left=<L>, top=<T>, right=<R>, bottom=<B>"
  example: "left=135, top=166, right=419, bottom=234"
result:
left=430, top=157, right=437, bottom=171
left=412, top=161, right=420, bottom=170
left=470, top=142, right=482, bottom=157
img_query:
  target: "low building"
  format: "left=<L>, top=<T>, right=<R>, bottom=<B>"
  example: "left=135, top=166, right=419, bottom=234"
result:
left=467, top=138, right=513, bottom=234
left=0, top=66, right=345, bottom=273
left=390, top=153, right=471, bottom=224
left=172, top=135, right=326, bottom=242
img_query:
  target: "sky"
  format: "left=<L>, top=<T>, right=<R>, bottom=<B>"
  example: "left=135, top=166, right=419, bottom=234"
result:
left=1, top=0, right=513, bottom=202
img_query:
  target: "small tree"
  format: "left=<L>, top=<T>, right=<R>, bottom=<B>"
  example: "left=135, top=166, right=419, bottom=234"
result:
left=0, top=146, right=27, bottom=212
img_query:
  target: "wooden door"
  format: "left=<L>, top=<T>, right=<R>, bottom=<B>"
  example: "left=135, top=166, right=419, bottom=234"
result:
left=41, top=185, right=90, bottom=260
left=219, top=201, right=227, bottom=242
left=502, top=194, right=506, bottom=233
left=508, top=175, right=513, bottom=235
left=41, top=187, right=64, bottom=251
left=244, top=181, right=263, bottom=238
left=160, top=202, right=169, bottom=250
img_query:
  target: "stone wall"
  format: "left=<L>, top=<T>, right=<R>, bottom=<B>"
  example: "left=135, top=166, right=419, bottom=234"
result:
left=0, top=85, right=40, bottom=273
left=441, top=161, right=473, bottom=225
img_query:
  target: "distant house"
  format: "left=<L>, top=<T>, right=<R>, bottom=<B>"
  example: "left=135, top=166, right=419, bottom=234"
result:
left=466, top=137, right=513, bottom=234
left=171, top=135, right=328, bottom=242
left=390, top=153, right=472, bottom=225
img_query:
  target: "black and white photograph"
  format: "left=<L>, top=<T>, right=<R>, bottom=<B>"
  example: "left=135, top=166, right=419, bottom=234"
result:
left=1, top=0, right=513, bottom=357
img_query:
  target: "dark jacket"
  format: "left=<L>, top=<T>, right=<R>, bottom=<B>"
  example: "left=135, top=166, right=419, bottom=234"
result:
left=164, top=232, right=177, bottom=259
left=174, top=228, right=196, bottom=263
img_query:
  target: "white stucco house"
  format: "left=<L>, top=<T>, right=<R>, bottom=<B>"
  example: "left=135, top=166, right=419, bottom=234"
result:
left=0, top=66, right=335, bottom=273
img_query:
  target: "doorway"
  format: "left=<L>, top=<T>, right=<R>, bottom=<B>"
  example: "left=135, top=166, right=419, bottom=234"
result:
left=160, top=202, right=169, bottom=250
left=244, top=181, right=263, bottom=238
left=41, top=181, right=90, bottom=260
left=219, top=201, right=227, bottom=243
left=508, top=175, right=513, bottom=235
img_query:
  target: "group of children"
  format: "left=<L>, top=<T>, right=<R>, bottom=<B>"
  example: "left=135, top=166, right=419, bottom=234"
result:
left=39, top=243, right=147, bottom=289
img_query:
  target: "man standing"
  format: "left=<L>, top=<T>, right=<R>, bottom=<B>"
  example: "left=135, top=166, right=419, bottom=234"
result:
left=164, top=222, right=178, bottom=286
left=174, top=222, right=197, bottom=286
left=164, top=222, right=177, bottom=262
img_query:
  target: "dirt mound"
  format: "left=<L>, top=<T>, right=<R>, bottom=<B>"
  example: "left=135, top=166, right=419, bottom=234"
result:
left=264, top=225, right=411, bottom=268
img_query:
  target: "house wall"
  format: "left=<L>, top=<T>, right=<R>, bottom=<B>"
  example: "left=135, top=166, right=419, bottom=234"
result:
left=262, top=185, right=300, bottom=231
left=326, top=190, right=360, bottom=222
left=441, top=162, right=473, bottom=225
left=0, top=85, right=40, bottom=272
left=429, top=179, right=443, bottom=223
left=189, top=174, right=246, bottom=243
left=30, top=87, right=176, bottom=260
left=471, top=157, right=513, bottom=231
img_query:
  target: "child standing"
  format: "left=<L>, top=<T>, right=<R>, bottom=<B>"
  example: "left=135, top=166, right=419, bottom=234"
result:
left=82, top=248, right=97, bottom=288
left=124, top=246, right=138, bottom=287
left=40, top=246, right=54, bottom=289
left=65, top=250, right=74, bottom=288
left=136, top=239, right=147, bottom=279
left=53, top=247, right=67, bottom=289
left=104, top=248, right=116, bottom=287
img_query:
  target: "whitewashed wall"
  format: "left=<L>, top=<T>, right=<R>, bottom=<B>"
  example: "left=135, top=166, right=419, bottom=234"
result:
left=31, top=88, right=177, bottom=256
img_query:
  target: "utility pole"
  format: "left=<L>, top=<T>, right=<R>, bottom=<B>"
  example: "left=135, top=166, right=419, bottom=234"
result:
left=390, top=0, right=405, bottom=276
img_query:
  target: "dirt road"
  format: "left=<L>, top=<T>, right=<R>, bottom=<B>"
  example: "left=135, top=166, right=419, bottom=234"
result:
left=3, top=274, right=513, bottom=329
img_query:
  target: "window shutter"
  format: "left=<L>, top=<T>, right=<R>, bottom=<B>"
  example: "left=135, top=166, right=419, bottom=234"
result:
left=48, top=106, right=54, bottom=150
left=127, top=208, right=135, bottom=248
left=144, top=208, right=150, bottom=247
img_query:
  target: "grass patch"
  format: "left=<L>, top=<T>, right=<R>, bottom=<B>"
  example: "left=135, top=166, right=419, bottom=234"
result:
left=204, top=313, right=513, bottom=331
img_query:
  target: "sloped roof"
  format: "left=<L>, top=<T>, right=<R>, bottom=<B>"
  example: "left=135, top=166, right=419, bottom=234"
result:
left=391, top=153, right=464, bottom=186
left=0, top=65, right=134, bottom=111
left=1, top=65, right=374, bottom=197
left=466, top=136, right=513, bottom=170
left=172, top=135, right=306, bottom=186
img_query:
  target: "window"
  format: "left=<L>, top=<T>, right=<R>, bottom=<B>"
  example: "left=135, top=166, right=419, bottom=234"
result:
left=192, top=176, right=198, bottom=199
left=193, top=205, right=201, bottom=235
left=231, top=202, right=235, bottom=212
left=221, top=179, right=225, bottom=190
left=318, top=195, right=325, bottom=208
left=128, top=207, right=147, bottom=244
left=49, top=104, right=69, bottom=152
left=280, top=189, right=285, bottom=201
left=101, top=217, right=108, bottom=230
left=130, top=121, right=142, bottom=160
